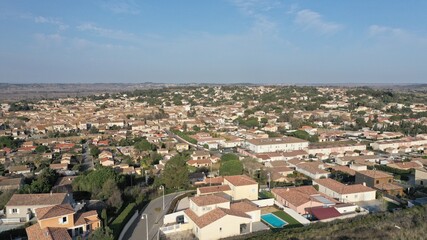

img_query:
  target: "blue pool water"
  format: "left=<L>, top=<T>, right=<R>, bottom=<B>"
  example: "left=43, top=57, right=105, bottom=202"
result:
left=261, top=213, right=288, bottom=228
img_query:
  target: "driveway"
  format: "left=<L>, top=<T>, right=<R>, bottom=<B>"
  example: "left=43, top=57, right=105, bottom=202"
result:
left=122, top=191, right=189, bottom=240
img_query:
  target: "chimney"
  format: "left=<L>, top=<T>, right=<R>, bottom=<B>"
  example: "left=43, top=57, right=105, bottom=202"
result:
left=286, top=188, right=290, bottom=192
left=362, top=182, right=366, bottom=186
left=50, top=191, right=52, bottom=195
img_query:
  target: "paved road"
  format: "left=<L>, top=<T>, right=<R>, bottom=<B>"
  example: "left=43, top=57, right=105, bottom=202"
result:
left=123, top=192, right=187, bottom=240
left=82, top=143, right=94, bottom=171
left=164, top=129, right=204, bottom=150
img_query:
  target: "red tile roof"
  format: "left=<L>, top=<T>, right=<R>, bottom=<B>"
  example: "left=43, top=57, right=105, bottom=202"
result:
left=198, top=185, right=231, bottom=194
left=26, top=224, right=72, bottom=240
left=307, top=206, right=341, bottom=220
left=36, top=204, right=74, bottom=220
left=190, top=194, right=229, bottom=207
left=224, top=175, right=257, bottom=186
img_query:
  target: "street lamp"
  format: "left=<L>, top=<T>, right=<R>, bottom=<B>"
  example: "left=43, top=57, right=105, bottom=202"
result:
left=141, top=213, right=148, bottom=240
left=159, top=185, right=165, bottom=210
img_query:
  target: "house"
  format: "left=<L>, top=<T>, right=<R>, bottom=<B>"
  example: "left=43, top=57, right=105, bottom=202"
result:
left=98, top=150, right=113, bottom=159
left=355, top=170, right=404, bottom=196
left=176, top=143, right=189, bottom=152
left=50, top=163, right=69, bottom=172
left=187, top=159, right=212, bottom=168
left=223, top=175, right=258, bottom=201
left=5, top=193, right=73, bottom=222
left=0, top=176, right=24, bottom=190
left=100, top=158, right=114, bottom=167
left=313, top=178, right=376, bottom=203
left=197, top=185, right=232, bottom=196
left=8, top=165, right=31, bottom=175
left=245, top=137, right=309, bottom=153
left=182, top=194, right=260, bottom=240
left=415, top=168, right=427, bottom=186
left=306, top=206, right=342, bottom=221
left=25, top=204, right=101, bottom=240
left=191, top=151, right=210, bottom=160
left=295, top=162, right=329, bottom=179
left=387, top=161, right=423, bottom=170
left=52, top=176, right=77, bottom=193
left=272, top=186, right=337, bottom=215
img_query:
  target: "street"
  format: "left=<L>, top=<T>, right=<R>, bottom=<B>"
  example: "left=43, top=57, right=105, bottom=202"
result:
left=122, top=192, right=187, bottom=240
left=82, top=142, right=94, bottom=171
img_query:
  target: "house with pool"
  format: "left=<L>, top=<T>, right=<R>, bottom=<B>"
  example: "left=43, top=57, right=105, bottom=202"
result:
left=159, top=175, right=310, bottom=240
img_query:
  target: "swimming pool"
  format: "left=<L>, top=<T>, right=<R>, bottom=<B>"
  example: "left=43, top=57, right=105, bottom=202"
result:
left=261, top=213, right=288, bottom=228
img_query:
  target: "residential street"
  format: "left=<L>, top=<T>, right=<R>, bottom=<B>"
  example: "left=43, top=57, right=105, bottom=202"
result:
left=122, top=192, right=187, bottom=240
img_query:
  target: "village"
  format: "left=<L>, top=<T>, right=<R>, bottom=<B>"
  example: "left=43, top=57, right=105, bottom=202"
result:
left=0, top=85, right=427, bottom=240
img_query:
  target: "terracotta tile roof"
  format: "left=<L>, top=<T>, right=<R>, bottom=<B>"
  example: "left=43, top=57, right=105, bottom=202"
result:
left=36, top=204, right=74, bottom=220
left=330, top=165, right=356, bottom=176
left=307, top=206, right=341, bottom=220
left=190, top=194, right=229, bottom=207
left=374, top=183, right=403, bottom=191
left=74, top=210, right=99, bottom=226
left=184, top=207, right=250, bottom=229
left=26, top=224, right=72, bottom=240
left=387, top=161, right=423, bottom=170
left=230, top=199, right=259, bottom=213
left=198, top=185, right=231, bottom=194
left=272, top=186, right=318, bottom=207
left=187, top=159, right=212, bottom=165
left=224, top=175, right=257, bottom=186
left=357, top=170, right=392, bottom=179
left=247, top=137, right=308, bottom=145
left=205, top=177, right=224, bottom=185
left=314, top=178, right=375, bottom=194
left=0, top=177, right=22, bottom=187
left=6, top=193, right=68, bottom=206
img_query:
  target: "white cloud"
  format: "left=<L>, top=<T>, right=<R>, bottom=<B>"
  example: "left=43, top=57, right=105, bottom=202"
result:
left=230, top=0, right=281, bottom=36
left=101, top=0, right=140, bottom=15
left=368, top=25, right=406, bottom=37
left=34, top=33, right=64, bottom=43
left=34, top=16, right=68, bottom=31
left=295, top=9, right=343, bottom=34
left=77, top=23, right=136, bottom=41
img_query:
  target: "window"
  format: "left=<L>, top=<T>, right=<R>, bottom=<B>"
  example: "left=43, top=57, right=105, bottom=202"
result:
left=12, top=209, right=18, bottom=214
left=220, top=227, right=222, bottom=231
left=376, top=180, right=379, bottom=184
left=421, top=181, right=424, bottom=186
left=59, top=216, right=68, bottom=224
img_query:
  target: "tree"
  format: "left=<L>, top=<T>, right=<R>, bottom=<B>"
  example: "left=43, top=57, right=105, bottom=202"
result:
left=161, top=155, right=189, bottom=190
left=35, top=145, right=49, bottom=153
left=89, top=227, right=114, bottom=240
left=0, top=164, right=5, bottom=176
left=219, top=160, right=243, bottom=176
left=72, top=167, right=118, bottom=199
left=19, top=168, right=58, bottom=194
left=134, top=139, right=153, bottom=153
left=90, top=146, right=100, bottom=158
left=101, top=209, right=107, bottom=228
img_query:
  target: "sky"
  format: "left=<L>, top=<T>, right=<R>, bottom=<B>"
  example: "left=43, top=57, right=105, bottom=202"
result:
left=0, top=0, right=426, bottom=84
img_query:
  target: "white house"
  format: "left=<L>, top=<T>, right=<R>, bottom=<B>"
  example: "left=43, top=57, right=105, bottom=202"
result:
left=313, top=178, right=376, bottom=203
left=245, top=137, right=309, bottom=153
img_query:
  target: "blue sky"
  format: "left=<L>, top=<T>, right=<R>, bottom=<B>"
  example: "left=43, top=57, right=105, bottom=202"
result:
left=1, top=0, right=426, bottom=84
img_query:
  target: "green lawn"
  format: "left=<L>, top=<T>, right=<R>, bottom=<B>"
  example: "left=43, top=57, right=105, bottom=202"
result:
left=259, top=191, right=274, bottom=199
left=273, top=211, right=304, bottom=229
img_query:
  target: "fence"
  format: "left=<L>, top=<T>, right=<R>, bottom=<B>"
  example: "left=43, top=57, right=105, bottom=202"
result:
left=0, top=218, right=21, bottom=224
left=160, top=223, right=192, bottom=234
